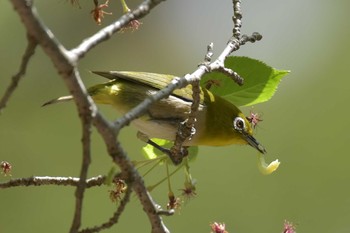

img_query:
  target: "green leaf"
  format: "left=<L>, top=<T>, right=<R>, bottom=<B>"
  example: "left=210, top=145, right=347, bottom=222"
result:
left=142, top=138, right=198, bottom=163
left=142, top=139, right=172, bottom=160
left=201, top=56, right=290, bottom=106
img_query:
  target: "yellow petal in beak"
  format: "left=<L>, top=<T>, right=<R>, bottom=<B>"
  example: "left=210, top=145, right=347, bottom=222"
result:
left=257, top=153, right=280, bottom=175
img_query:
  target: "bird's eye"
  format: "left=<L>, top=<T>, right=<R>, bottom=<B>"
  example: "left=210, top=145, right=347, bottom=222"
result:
left=233, top=117, right=245, bottom=131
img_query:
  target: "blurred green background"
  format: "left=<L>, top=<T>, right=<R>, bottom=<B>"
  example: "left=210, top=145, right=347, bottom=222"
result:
left=1, top=0, right=350, bottom=232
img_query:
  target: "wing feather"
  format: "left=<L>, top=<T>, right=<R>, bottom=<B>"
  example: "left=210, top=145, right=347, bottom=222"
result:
left=91, top=71, right=204, bottom=104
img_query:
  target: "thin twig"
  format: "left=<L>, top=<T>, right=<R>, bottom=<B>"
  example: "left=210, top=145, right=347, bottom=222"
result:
left=70, top=0, right=166, bottom=60
left=218, top=66, right=244, bottom=85
left=168, top=45, right=209, bottom=160
left=0, top=34, right=37, bottom=113
left=204, top=42, right=214, bottom=63
left=78, top=182, right=133, bottom=233
left=70, top=87, right=95, bottom=233
left=0, top=175, right=105, bottom=189
left=232, top=0, right=242, bottom=38
left=170, top=77, right=201, bottom=164
left=167, top=43, right=215, bottom=164
left=210, top=32, right=263, bottom=86
left=156, top=209, right=175, bottom=216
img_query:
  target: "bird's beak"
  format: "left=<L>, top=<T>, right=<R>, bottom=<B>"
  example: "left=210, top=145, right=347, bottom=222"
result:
left=244, top=133, right=266, bottom=154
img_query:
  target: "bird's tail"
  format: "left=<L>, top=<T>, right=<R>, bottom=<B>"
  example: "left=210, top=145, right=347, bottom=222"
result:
left=42, top=95, right=73, bottom=107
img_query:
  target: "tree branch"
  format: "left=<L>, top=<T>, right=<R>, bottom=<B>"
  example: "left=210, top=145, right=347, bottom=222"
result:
left=232, top=0, right=242, bottom=38
left=0, top=33, right=37, bottom=113
left=78, top=182, right=133, bottom=233
left=169, top=78, right=201, bottom=163
left=70, top=0, right=166, bottom=59
left=0, top=175, right=105, bottom=189
left=70, top=100, right=95, bottom=233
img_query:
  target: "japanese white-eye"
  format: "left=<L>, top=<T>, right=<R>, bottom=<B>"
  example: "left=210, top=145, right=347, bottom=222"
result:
left=44, top=71, right=266, bottom=154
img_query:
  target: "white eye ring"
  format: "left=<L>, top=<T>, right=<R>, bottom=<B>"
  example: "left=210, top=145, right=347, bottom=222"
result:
left=233, top=117, right=245, bottom=131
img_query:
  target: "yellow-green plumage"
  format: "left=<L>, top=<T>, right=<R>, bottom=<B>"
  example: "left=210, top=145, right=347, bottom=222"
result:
left=44, top=71, right=265, bottom=153
left=89, top=71, right=264, bottom=152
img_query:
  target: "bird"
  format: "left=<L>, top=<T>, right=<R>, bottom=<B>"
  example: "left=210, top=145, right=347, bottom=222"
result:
left=43, top=71, right=266, bottom=160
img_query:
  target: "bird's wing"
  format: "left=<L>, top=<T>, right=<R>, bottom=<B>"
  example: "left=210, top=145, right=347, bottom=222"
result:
left=91, top=71, right=204, bottom=103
